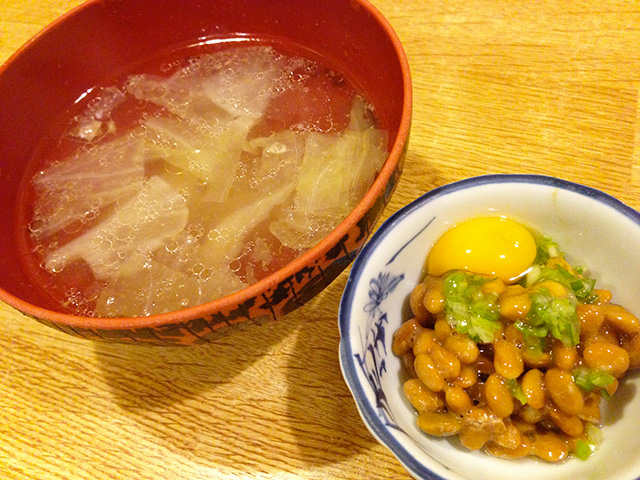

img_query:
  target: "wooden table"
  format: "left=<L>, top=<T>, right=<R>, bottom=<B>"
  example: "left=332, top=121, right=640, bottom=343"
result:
left=2, top=1, right=640, bottom=479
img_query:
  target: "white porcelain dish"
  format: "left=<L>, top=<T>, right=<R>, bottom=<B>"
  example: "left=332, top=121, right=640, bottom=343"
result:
left=339, top=174, right=640, bottom=480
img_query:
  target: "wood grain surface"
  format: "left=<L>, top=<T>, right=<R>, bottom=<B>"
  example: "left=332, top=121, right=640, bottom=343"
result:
left=2, top=1, right=640, bottom=479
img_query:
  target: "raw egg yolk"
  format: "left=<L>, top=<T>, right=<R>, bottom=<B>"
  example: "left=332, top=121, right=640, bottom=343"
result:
left=426, top=217, right=537, bottom=283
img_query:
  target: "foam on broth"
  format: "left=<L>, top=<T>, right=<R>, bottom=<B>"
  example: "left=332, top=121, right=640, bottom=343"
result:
left=19, top=39, right=389, bottom=317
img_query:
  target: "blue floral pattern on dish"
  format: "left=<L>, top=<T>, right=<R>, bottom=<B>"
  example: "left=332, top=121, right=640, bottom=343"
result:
left=355, top=271, right=404, bottom=428
left=353, top=216, right=435, bottom=429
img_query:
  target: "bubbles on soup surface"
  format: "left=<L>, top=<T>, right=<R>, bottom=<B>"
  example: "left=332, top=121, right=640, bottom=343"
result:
left=27, top=44, right=388, bottom=317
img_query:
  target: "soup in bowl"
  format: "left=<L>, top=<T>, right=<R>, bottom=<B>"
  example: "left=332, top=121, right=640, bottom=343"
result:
left=0, top=0, right=412, bottom=344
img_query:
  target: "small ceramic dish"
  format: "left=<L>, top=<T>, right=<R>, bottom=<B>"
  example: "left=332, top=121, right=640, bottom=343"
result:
left=339, top=174, right=640, bottom=480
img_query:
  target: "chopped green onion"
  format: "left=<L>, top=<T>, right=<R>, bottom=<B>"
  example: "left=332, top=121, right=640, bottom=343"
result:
left=555, top=264, right=599, bottom=303
left=573, top=368, right=616, bottom=392
left=574, top=439, right=593, bottom=461
left=442, top=271, right=501, bottom=343
left=506, top=378, right=527, bottom=405
left=549, top=298, right=580, bottom=345
left=524, top=288, right=580, bottom=347
left=587, top=423, right=603, bottom=444
left=527, top=263, right=599, bottom=304
left=534, top=236, right=561, bottom=265
left=525, top=236, right=600, bottom=303
left=574, top=424, right=603, bottom=460
left=573, top=424, right=603, bottom=460
left=522, top=264, right=541, bottom=287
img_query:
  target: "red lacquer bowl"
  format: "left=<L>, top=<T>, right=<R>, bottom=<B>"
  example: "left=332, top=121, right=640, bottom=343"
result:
left=0, top=0, right=412, bottom=344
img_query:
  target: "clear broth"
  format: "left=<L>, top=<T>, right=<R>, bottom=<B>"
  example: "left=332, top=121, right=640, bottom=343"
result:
left=17, top=37, right=388, bottom=317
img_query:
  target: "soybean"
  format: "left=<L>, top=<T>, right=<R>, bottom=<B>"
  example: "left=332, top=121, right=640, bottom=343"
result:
left=403, top=378, right=444, bottom=413
left=415, top=353, right=446, bottom=392
left=485, top=374, right=514, bottom=419
left=394, top=251, right=638, bottom=463
left=583, top=342, right=630, bottom=378
left=545, top=368, right=584, bottom=415
left=493, top=340, right=524, bottom=379
left=417, top=411, right=461, bottom=437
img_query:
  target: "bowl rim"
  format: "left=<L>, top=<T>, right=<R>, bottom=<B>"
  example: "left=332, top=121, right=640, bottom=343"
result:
left=0, top=0, right=413, bottom=329
left=338, top=173, right=640, bottom=480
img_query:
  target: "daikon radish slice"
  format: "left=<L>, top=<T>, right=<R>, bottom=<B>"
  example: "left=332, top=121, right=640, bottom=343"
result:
left=95, top=258, right=247, bottom=317
left=96, top=260, right=195, bottom=317
left=143, top=114, right=253, bottom=202
left=31, top=134, right=146, bottom=238
left=126, top=72, right=231, bottom=123
left=199, top=177, right=296, bottom=268
left=269, top=208, right=339, bottom=250
left=269, top=115, right=388, bottom=250
left=244, top=130, right=306, bottom=185
left=45, top=175, right=188, bottom=280
left=296, top=127, right=387, bottom=215
left=345, top=127, right=389, bottom=204
left=201, top=46, right=288, bottom=119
